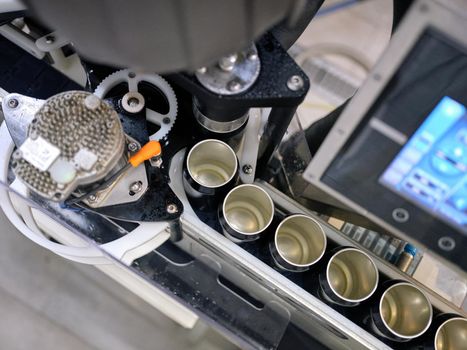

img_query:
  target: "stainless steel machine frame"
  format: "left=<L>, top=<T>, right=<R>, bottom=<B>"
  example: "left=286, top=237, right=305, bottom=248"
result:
left=171, top=180, right=466, bottom=349
left=165, top=147, right=466, bottom=349
left=1, top=147, right=465, bottom=350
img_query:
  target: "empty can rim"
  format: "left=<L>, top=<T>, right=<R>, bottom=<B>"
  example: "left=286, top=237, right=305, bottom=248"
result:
left=325, top=247, right=379, bottom=303
left=434, top=317, right=467, bottom=350
left=222, top=184, right=274, bottom=236
left=275, top=214, right=327, bottom=267
left=186, top=138, right=238, bottom=188
left=379, top=281, right=433, bottom=339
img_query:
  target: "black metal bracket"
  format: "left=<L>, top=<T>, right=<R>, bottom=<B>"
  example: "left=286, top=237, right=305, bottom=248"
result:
left=168, top=32, right=310, bottom=181
left=168, top=32, right=309, bottom=110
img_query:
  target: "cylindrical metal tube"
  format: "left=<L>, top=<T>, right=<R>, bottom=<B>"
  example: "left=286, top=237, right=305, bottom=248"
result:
left=219, top=184, right=274, bottom=242
left=257, top=106, right=298, bottom=179
left=411, top=314, right=467, bottom=350
left=396, top=243, right=417, bottom=273
left=193, top=114, right=248, bottom=152
left=371, top=281, right=433, bottom=342
left=270, top=214, right=326, bottom=272
left=434, top=316, right=467, bottom=350
left=183, top=139, right=238, bottom=211
left=318, top=247, right=378, bottom=306
left=396, top=251, right=414, bottom=273
left=193, top=97, right=249, bottom=134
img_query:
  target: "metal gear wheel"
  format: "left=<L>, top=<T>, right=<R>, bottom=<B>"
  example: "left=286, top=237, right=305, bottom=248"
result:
left=94, top=69, right=177, bottom=141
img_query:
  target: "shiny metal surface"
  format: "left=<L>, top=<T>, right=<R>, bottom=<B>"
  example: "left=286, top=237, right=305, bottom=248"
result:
left=193, top=102, right=248, bottom=133
left=169, top=154, right=392, bottom=349
left=1, top=93, right=44, bottom=146
left=187, top=139, right=237, bottom=188
left=259, top=181, right=466, bottom=318
left=379, top=282, right=432, bottom=339
left=435, top=317, right=467, bottom=350
left=223, top=184, right=274, bottom=236
left=82, top=159, right=148, bottom=208
left=326, top=248, right=379, bottom=303
left=274, top=214, right=326, bottom=267
left=11, top=91, right=126, bottom=201
left=195, top=45, right=260, bottom=95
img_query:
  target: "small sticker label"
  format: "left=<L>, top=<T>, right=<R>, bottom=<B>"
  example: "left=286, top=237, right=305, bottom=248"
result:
left=20, top=136, right=61, bottom=171
left=73, top=148, right=98, bottom=171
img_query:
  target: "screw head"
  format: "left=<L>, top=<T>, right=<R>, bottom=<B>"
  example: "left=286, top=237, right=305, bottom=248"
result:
left=45, top=35, right=55, bottom=44
left=88, top=194, right=97, bottom=203
left=227, top=79, right=242, bottom=92
left=197, top=67, right=207, bottom=74
left=129, top=181, right=143, bottom=194
left=242, top=164, right=253, bottom=175
left=167, top=204, right=178, bottom=214
left=128, top=142, right=139, bottom=152
left=7, top=98, right=19, bottom=108
left=287, top=75, right=304, bottom=91
left=12, top=150, right=22, bottom=160
left=162, top=117, right=171, bottom=124
left=150, top=156, right=163, bottom=168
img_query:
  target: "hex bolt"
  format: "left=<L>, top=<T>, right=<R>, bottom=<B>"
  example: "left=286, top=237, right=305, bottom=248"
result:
left=227, top=79, right=242, bottom=92
left=128, top=142, right=139, bottom=152
left=242, top=164, right=253, bottom=175
left=7, top=98, right=19, bottom=109
left=162, top=117, right=171, bottom=124
left=219, top=54, right=238, bottom=72
left=129, top=181, right=143, bottom=194
left=151, top=156, right=163, bottom=168
left=287, top=75, right=304, bottom=91
left=166, top=203, right=178, bottom=214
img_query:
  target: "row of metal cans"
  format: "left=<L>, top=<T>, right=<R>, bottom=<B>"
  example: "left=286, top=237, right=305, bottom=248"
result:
left=182, top=138, right=466, bottom=348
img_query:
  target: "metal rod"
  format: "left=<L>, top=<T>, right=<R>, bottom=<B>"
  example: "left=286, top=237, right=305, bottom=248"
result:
left=256, top=106, right=298, bottom=179
left=169, top=219, right=183, bottom=242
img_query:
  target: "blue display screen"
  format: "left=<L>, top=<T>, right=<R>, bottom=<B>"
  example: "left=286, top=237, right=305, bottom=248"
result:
left=380, top=96, right=467, bottom=234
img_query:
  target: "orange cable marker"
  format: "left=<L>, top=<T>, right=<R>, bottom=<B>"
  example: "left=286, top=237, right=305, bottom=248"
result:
left=129, top=140, right=162, bottom=167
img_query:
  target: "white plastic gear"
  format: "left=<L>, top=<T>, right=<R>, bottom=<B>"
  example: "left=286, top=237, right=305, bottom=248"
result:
left=94, top=69, right=177, bottom=141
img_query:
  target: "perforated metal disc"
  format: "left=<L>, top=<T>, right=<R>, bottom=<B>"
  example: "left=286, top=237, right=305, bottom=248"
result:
left=12, top=91, right=125, bottom=201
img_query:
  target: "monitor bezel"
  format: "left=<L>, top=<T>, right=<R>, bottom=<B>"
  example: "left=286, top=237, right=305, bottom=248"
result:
left=303, top=0, right=467, bottom=274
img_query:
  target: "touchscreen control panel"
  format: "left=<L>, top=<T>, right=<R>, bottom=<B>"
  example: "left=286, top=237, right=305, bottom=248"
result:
left=380, top=97, right=467, bottom=235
